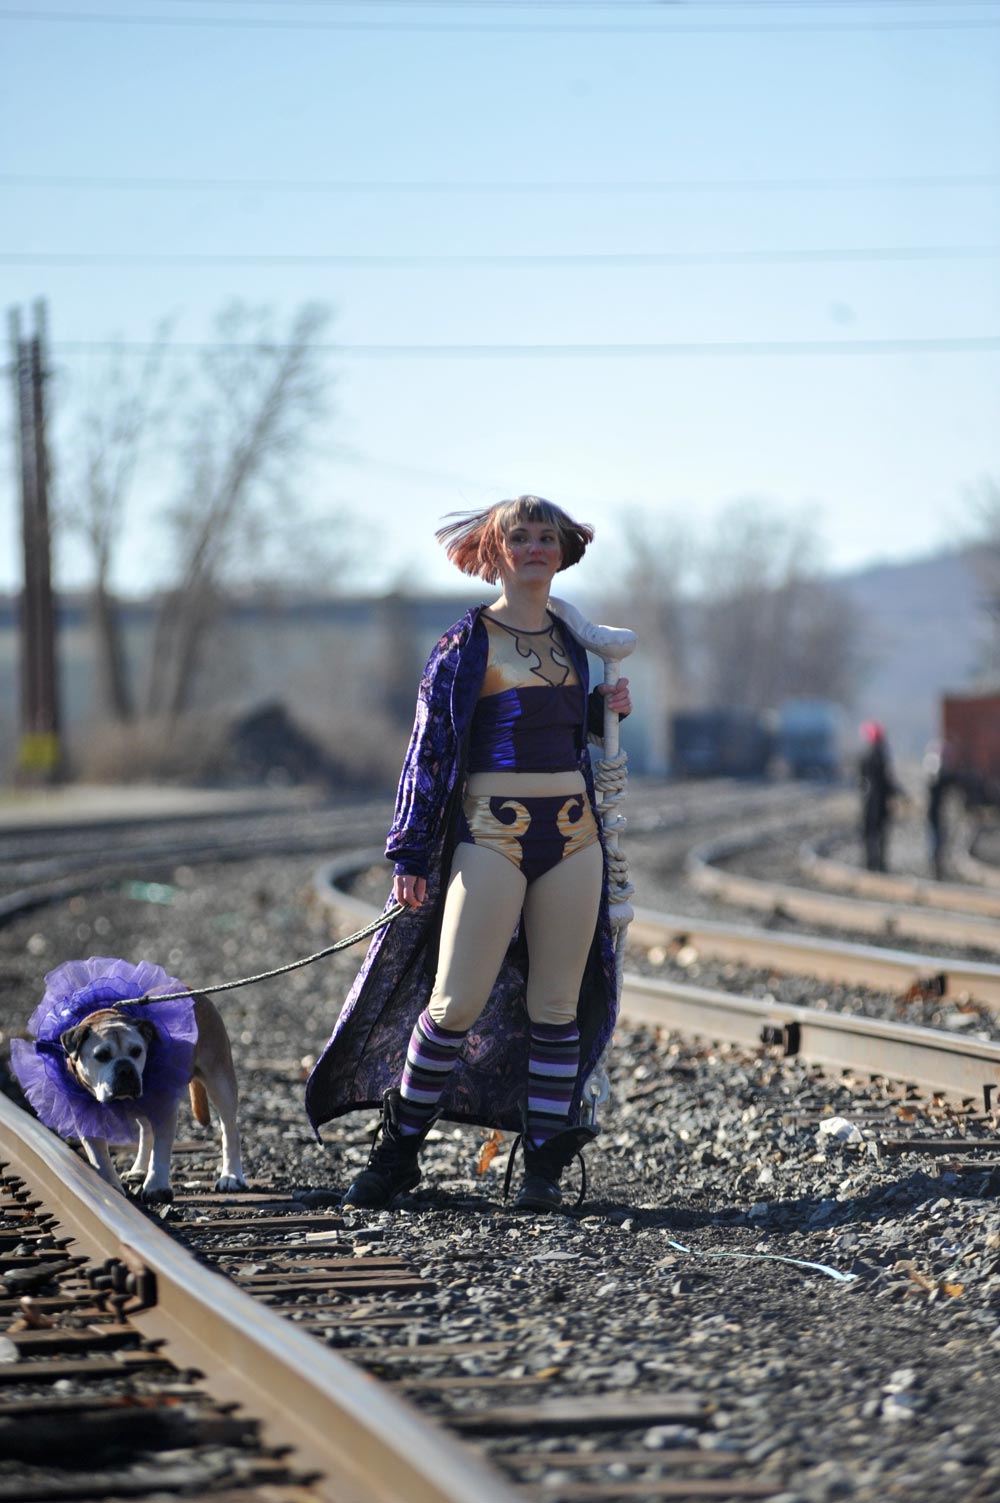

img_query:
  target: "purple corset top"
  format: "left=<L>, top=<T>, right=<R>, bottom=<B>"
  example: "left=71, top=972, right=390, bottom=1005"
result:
left=468, top=683, right=584, bottom=773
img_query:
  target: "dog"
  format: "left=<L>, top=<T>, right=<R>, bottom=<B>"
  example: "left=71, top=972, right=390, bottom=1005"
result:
left=58, top=993, right=246, bottom=1205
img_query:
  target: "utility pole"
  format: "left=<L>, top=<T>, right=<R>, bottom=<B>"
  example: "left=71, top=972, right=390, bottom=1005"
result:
left=8, top=300, right=61, bottom=783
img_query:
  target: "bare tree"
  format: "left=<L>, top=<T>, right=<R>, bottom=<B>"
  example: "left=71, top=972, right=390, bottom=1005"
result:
left=697, top=500, right=863, bottom=711
left=608, top=511, right=694, bottom=773
left=145, top=302, right=334, bottom=719
left=59, top=325, right=173, bottom=720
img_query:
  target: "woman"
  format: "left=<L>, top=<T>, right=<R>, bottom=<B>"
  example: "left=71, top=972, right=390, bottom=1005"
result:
left=305, top=496, right=632, bottom=1212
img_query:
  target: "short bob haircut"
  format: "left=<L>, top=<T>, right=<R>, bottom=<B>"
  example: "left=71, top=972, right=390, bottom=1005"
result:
left=435, top=496, right=594, bottom=585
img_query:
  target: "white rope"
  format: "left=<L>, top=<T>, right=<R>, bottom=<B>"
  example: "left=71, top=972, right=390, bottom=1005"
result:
left=593, top=750, right=629, bottom=795
left=548, top=596, right=637, bottom=1127
left=593, top=752, right=634, bottom=907
left=604, top=848, right=634, bottom=904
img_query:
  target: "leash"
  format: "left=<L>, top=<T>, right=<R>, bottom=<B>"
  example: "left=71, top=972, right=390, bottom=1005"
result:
left=123, top=902, right=407, bottom=1005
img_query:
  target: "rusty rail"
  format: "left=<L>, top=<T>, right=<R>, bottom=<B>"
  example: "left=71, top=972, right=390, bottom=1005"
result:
left=314, top=853, right=1000, bottom=1109
left=627, top=907, right=1000, bottom=1006
left=0, top=1091, right=520, bottom=1503
left=617, top=972, right=1000, bottom=1109
left=686, top=835, right=1000, bottom=951
left=799, top=832, right=1000, bottom=918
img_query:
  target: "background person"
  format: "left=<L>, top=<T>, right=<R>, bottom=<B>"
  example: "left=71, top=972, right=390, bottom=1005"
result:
left=858, top=720, right=901, bottom=872
left=924, top=740, right=958, bottom=881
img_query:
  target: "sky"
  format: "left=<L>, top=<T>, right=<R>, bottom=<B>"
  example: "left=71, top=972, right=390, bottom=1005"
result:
left=2, top=0, right=999, bottom=601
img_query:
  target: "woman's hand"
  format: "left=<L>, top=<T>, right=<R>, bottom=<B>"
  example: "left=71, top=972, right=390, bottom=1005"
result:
left=393, top=873, right=427, bottom=910
left=598, top=677, right=632, bottom=717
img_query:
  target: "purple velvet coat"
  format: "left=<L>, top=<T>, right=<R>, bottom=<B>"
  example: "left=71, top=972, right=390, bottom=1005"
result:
left=305, top=605, right=620, bottom=1135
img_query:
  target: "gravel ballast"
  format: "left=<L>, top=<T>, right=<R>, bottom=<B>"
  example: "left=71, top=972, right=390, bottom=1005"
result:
left=3, top=809, right=1000, bottom=1500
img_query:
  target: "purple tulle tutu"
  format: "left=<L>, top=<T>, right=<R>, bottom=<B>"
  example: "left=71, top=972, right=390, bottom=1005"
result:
left=10, top=957, right=198, bottom=1144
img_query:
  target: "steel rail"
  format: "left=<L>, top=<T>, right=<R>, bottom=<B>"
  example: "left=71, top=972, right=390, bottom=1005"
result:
left=0, top=787, right=330, bottom=839
left=0, top=809, right=391, bottom=922
left=318, top=844, right=1000, bottom=1007
left=617, top=972, right=1000, bottom=1109
left=799, top=832, right=1000, bottom=918
left=313, top=853, right=1000, bottom=1108
left=0, top=806, right=387, bottom=875
left=686, top=836, right=1000, bottom=950
left=955, top=846, right=1000, bottom=890
left=627, top=906, right=1000, bottom=1006
left=0, top=1091, right=521, bottom=1503
left=958, top=821, right=1000, bottom=889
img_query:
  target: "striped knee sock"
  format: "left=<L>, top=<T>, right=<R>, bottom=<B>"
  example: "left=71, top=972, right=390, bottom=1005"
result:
left=398, top=1009, right=467, bottom=1136
left=527, top=1021, right=581, bottom=1146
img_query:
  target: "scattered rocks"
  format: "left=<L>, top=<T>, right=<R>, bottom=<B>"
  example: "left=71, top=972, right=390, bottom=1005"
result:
left=4, top=796, right=1000, bottom=1501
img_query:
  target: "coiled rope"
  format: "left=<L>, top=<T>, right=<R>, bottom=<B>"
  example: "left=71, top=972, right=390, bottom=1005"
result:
left=592, top=750, right=635, bottom=908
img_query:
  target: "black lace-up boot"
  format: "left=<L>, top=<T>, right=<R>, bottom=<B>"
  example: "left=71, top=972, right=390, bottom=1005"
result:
left=506, top=1123, right=598, bottom=1213
left=341, top=1088, right=436, bottom=1209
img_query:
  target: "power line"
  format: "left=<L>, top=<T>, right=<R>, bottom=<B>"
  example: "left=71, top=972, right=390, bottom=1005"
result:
left=3, top=171, right=997, bottom=195
left=46, top=335, right=1000, bottom=358
left=143, top=2, right=1000, bottom=7
left=4, top=245, right=998, bottom=268
left=2, top=6, right=999, bottom=30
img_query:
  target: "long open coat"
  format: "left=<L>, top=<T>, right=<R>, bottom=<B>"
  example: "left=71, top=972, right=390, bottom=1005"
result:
left=305, top=604, right=620, bottom=1136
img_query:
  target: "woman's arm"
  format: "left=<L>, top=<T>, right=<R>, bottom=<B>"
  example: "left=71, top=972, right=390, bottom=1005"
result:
left=384, top=627, right=464, bottom=885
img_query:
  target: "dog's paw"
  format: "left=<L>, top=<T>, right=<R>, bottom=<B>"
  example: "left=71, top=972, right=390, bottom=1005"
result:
left=139, top=1185, right=174, bottom=1206
left=215, top=1173, right=249, bottom=1193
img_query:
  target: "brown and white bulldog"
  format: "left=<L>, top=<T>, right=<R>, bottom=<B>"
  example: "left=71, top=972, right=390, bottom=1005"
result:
left=60, top=993, right=246, bottom=1205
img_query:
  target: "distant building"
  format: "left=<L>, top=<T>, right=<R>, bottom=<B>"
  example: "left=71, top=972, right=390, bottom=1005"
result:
left=0, top=590, right=657, bottom=781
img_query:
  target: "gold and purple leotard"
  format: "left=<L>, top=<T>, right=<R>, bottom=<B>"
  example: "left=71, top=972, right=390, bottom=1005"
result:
left=459, top=614, right=599, bottom=881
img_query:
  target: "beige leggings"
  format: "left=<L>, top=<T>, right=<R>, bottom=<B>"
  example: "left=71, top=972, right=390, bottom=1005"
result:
left=426, top=838, right=605, bottom=1032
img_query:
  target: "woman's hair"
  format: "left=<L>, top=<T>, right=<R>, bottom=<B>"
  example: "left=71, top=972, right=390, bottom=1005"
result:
left=435, top=496, right=594, bottom=584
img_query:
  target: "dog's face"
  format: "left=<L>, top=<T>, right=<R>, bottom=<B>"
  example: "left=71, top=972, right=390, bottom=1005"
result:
left=60, top=1008, right=159, bottom=1104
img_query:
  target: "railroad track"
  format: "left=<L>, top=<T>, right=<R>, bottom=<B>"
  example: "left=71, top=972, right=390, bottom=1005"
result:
left=799, top=831, right=1000, bottom=920
left=0, top=798, right=393, bottom=917
left=628, top=906, right=1000, bottom=1008
left=1, top=801, right=513, bottom=1502
left=0, top=1090, right=517, bottom=1503
left=0, top=789, right=830, bottom=1503
left=0, top=1021, right=791, bottom=1503
left=317, top=850, right=1000, bottom=1118
left=686, top=828, right=1000, bottom=953
left=7, top=789, right=1000, bottom=1501
left=0, top=781, right=822, bottom=906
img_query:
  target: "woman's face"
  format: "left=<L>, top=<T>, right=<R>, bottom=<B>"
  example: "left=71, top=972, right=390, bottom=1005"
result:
left=499, top=519, right=563, bottom=586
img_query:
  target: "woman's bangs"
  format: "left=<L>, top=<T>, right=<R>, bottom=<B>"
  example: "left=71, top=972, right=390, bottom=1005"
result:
left=501, top=496, right=562, bottom=532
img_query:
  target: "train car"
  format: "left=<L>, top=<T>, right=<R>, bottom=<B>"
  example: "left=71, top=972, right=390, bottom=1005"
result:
left=776, top=698, right=843, bottom=781
left=941, top=692, right=1000, bottom=807
left=669, top=708, right=774, bottom=779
